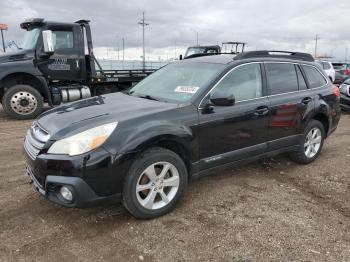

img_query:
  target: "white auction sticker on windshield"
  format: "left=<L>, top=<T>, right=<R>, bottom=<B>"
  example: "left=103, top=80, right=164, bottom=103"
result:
left=174, top=86, right=199, bottom=94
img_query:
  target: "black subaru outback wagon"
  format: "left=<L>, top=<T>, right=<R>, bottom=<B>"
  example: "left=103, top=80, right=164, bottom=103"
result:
left=24, top=51, right=341, bottom=219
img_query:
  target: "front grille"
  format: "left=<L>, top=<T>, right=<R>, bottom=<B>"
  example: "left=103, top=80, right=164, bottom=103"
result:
left=26, top=165, right=44, bottom=188
left=24, top=122, right=50, bottom=160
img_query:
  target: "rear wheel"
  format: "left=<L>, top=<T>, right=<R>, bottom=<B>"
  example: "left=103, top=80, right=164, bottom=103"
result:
left=2, top=84, right=43, bottom=120
left=290, top=120, right=325, bottom=164
left=122, top=147, right=187, bottom=219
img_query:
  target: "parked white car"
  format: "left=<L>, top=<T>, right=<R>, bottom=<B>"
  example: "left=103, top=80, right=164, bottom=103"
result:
left=316, top=60, right=335, bottom=83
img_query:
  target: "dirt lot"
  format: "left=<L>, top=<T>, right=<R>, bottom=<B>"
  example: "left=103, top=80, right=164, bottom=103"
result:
left=0, top=106, right=349, bottom=262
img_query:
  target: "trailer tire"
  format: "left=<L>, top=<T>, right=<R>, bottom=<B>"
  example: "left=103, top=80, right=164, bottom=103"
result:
left=2, top=84, right=43, bottom=120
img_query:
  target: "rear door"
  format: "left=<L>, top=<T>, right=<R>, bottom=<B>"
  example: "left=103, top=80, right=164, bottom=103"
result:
left=265, top=62, right=314, bottom=151
left=198, top=63, right=270, bottom=170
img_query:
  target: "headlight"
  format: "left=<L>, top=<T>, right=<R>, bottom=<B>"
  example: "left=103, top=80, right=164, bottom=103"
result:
left=48, top=122, right=118, bottom=156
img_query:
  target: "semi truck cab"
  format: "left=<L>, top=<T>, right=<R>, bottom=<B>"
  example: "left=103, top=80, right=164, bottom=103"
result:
left=0, top=18, right=154, bottom=119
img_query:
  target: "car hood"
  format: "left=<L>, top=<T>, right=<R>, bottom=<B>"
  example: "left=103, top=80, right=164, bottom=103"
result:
left=0, top=49, right=34, bottom=64
left=37, top=92, right=180, bottom=140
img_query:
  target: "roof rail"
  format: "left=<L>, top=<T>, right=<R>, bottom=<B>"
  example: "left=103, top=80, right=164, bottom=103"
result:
left=234, top=50, right=314, bottom=62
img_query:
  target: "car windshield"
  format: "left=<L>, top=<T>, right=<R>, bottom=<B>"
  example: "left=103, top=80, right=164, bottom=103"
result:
left=129, top=62, right=224, bottom=103
left=21, top=28, right=41, bottom=50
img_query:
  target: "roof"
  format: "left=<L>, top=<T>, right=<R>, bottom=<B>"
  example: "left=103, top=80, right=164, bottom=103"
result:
left=183, top=51, right=316, bottom=65
left=184, top=54, right=237, bottom=64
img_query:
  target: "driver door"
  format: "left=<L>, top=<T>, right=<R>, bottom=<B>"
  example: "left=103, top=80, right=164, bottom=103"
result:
left=198, top=63, right=270, bottom=171
left=36, top=25, right=86, bottom=81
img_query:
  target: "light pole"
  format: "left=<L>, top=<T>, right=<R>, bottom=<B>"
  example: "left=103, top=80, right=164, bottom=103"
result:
left=138, top=12, right=149, bottom=70
left=314, top=34, right=320, bottom=58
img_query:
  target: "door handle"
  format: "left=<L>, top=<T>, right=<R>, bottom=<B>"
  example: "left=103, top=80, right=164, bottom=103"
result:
left=301, top=97, right=312, bottom=104
left=254, top=106, right=269, bottom=116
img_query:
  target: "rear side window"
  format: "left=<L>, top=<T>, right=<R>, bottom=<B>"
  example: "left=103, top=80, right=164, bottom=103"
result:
left=322, top=62, right=331, bottom=70
left=265, top=63, right=298, bottom=95
left=302, top=65, right=327, bottom=88
left=296, top=66, right=307, bottom=90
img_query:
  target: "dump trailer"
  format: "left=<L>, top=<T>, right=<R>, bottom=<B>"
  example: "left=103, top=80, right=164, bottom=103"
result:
left=0, top=18, right=156, bottom=119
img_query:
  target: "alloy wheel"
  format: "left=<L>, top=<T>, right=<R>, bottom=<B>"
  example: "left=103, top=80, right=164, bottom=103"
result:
left=136, top=162, right=180, bottom=210
left=304, top=127, right=322, bottom=158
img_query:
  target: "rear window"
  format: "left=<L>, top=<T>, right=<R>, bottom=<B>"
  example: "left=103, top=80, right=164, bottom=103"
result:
left=302, top=65, right=327, bottom=88
left=332, top=63, right=348, bottom=70
left=265, top=63, right=298, bottom=95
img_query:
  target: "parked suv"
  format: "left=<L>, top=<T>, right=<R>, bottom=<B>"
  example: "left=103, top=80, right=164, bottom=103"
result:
left=316, top=60, right=335, bottom=83
left=24, top=51, right=341, bottom=219
left=332, top=62, right=350, bottom=84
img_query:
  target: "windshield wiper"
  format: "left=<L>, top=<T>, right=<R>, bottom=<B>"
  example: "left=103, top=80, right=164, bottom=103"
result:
left=137, top=94, right=160, bottom=101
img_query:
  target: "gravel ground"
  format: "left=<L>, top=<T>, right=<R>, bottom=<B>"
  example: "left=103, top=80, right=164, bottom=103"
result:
left=0, top=105, right=349, bottom=262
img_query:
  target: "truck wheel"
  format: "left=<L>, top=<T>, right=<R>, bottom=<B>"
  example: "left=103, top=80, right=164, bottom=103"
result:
left=122, top=147, right=188, bottom=219
left=290, top=120, right=325, bottom=164
left=2, top=84, right=43, bottom=120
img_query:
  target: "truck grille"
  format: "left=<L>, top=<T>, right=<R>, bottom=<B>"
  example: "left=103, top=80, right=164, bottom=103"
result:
left=24, top=123, right=50, bottom=160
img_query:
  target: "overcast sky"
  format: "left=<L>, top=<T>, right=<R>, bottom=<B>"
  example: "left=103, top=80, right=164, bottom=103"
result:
left=1, top=0, right=350, bottom=60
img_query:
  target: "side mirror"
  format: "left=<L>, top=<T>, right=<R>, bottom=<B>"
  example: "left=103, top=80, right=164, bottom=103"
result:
left=179, top=54, right=183, bottom=60
left=42, top=30, right=54, bottom=55
left=210, top=90, right=235, bottom=106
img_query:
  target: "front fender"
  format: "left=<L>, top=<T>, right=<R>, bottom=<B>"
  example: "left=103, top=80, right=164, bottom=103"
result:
left=0, top=59, right=42, bottom=80
left=103, top=120, right=198, bottom=162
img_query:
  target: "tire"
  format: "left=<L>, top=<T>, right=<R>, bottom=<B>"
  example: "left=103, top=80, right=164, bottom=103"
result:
left=290, top=120, right=325, bottom=164
left=122, top=147, right=188, bottom=219
left=2, top=84, right=43, bottom=120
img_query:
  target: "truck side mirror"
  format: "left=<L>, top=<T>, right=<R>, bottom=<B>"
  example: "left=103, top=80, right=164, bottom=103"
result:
left=42, top=30, right=54, bottom=55
left=179, top=54, right=183, bottom=60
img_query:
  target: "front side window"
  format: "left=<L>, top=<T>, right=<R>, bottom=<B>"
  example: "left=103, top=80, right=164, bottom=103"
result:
left=52, top=30, right=74, bottom=49
left=302, top=65, right=327, bottom=88
left=130, top=62, right=224, bottom=102
left=211, top=63, right=262, bottom=102
left=266, top=63, right=298, bottom=95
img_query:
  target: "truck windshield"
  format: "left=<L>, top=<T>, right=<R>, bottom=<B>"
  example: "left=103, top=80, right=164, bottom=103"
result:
left=21, top=28, right=41, bottom=50
left=129, top=62, right=224, bottom=103
left=185, top=47, right=207, bottom=57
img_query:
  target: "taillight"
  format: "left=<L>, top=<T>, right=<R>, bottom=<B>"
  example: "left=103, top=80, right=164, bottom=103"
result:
left=333, top=85, right=340, bottom=98
left=344, top=69, right=350, bottom=75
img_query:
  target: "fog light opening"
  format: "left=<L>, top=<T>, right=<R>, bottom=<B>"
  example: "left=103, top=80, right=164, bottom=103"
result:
left=59, top=186, right=74, bottom=202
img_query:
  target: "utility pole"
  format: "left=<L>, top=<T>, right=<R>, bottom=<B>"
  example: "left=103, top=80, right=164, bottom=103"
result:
left=122, top=37, right=125, bottom=61
left=345, top=46, right=348, bottom=62
left=138, top=12, right=149, bottom=71
left=191, top=29, right=199, bottom=46
left=314, top=34, right=320, bottom=58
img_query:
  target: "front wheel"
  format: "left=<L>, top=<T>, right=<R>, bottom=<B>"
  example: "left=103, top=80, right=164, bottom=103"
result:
left=122, top=147, right=188, bottom=219
left=290, top=120, right=325, bottom=164
left=2, top=84, right=43, bottom=120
